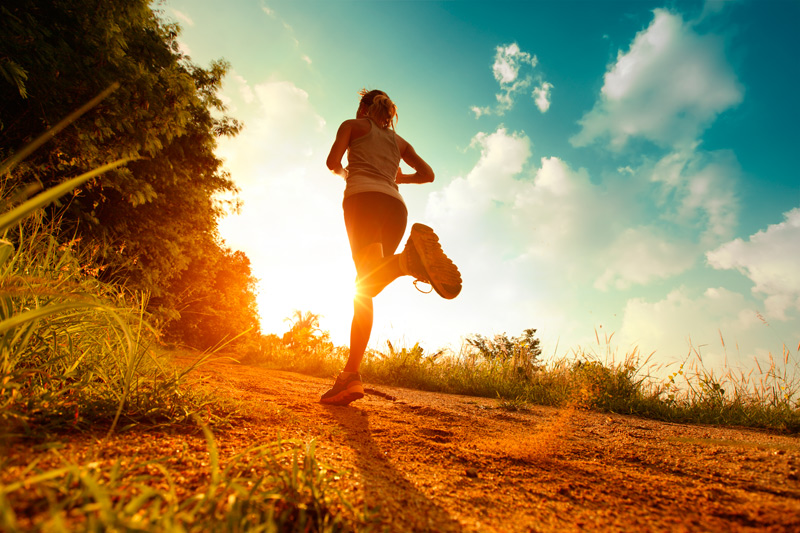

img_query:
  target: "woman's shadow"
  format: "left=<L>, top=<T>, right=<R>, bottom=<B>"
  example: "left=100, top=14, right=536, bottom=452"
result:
left=324, top=404, right=465, bottom=532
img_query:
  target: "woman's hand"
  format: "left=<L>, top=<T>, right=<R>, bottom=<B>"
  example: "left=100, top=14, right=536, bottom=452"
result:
left=330, top=165, right=348, bottom=180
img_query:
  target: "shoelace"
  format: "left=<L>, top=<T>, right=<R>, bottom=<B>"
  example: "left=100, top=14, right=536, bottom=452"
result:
left=413, top=279, right=433, bottom=294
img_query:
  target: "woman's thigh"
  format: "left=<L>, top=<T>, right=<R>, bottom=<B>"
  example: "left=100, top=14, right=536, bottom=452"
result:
left=343, top=192, right=408, bottom=261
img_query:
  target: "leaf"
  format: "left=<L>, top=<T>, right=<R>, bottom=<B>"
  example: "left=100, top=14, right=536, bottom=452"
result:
left=0, top=83, right=120, bottom=175
left=0, top=158, right=134, bottom=233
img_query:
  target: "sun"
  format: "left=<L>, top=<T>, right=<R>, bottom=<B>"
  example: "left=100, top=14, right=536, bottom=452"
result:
left=246, top=250, right=356, bottom=345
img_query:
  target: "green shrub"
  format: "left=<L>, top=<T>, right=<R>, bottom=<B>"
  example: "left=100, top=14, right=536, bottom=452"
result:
left=245, top=310, right=800, bottom=433
left=0, top=98, right=227, bottom=436
left=243, top=312, right=347, bottom=378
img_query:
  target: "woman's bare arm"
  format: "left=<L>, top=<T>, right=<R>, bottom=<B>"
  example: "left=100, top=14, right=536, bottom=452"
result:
left=326, top=121, right=353, bottom=179
left=395, top=136, right=434, bottom=184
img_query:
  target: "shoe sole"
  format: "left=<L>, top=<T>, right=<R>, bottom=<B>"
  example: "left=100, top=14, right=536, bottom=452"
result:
left=319, top=382, right=365, bottom=406
left=409, top=224, right=462, bottom=299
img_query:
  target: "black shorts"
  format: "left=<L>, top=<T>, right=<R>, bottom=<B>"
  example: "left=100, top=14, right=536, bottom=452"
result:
left=343, top=192, right=408, bottom=262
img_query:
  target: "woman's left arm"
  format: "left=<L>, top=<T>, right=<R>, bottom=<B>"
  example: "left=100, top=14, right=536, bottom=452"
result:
left=326, top=121, right=352, bottom=179
left=395, top=136, right=434, bottom=184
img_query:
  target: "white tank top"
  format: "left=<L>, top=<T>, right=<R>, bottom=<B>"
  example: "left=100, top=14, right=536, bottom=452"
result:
left=344, top=119, right=405, bottom=205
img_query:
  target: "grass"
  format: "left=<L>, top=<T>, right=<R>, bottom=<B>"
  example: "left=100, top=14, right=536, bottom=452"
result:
left=652, top=339, right=800, bottom=430
left=0, top=190, right=365, bottom=533
left=496, top=393, right=531, bottom=412
left=252, top=314, right=800, bottom=433
left=4, top=88, right=796, bottom=530
left=0, top=85, right=175, bottom=438
left=0, top=187, right=226, bottom=437
left=1, top=425, right=374, bottom=532
left=1, top=92, right=370, bottom=532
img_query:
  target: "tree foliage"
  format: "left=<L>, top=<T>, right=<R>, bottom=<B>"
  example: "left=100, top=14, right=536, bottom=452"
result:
left=161, top=246, right=261, bottom=350
left=466, top=328, right=543, bottom=368
left=281, top=310, right=332, bottom=358
left=0, top=0, right=258, bottom=347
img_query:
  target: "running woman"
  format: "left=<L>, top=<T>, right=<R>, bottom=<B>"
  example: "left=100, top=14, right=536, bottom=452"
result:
left=321, top=89, right=461, bottom=406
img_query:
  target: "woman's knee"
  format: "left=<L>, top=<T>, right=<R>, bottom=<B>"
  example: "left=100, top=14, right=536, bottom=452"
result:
left=353, top=242, right=387, bottom=298
left=352, top=291, right=374, bottom=313
left=355, top=278, right=382, bottom=298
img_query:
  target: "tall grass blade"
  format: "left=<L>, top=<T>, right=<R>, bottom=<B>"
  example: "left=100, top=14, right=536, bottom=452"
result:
left=0, top=240, right=12, bottom=266
left=0, top=302, right=105, bottom=334
left=0, top=157, right=135, bottom=233
left=0, top=83, right=120, bottom=176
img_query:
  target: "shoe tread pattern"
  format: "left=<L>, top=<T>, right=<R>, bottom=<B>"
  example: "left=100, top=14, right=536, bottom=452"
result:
left=408, top=223, right=462, bottom=299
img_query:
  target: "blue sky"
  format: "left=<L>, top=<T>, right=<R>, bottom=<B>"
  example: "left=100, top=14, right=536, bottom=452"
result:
left=163, top=0, right=798, bottom=378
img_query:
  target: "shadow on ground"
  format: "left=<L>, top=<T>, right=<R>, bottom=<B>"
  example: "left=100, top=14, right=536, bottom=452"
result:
left=325, top=404, right=466, bottom=532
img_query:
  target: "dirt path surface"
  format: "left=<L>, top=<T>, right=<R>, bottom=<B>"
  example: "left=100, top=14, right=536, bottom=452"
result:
left=6, top=358, right=800, bottom=531
left=195, top=359, right=800, bottom=531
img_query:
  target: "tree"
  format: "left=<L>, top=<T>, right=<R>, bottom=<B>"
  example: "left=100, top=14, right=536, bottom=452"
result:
left=466, top=328, right=543, bottom=377
left=161, top=244, right=261, bottom=350
left=0, top=0, right=251, bottom=338
left=281, top=311, right=332, bottom=357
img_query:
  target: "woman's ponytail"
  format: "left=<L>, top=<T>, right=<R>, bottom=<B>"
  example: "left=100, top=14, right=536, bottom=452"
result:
left=358, top=89, right=398, bottom=129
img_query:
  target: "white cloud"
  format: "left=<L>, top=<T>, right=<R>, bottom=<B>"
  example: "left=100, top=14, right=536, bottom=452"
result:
left=517, top=158, right=708, bottom=290
left=649, top=144, right=740, bottom=243
left=259, top=4, right=308, bottom=65
left=511, top=156, right=603, bottom=265
left=216, top=79, right=327, bottom=196
left=707, top=207, right=800, bottom=320
left=250, top=81, right=325, bottom=145
left=571, top=9, right=743, bottom=149
left=594, top=227, right=695, bottom=290
left=495, top=77, right=532, bottom=113
left=571, top=144, right=739, bottom=291
left=232, top=74, right=254, bottom=104
left=426, top=128, right=530, bottom=243
left=492, top=43, right=537, bottom=84
left=470, top=105, right=491, bottom=118
left=424, top=127, right=750, bottom=349
left=281, top=21, right=300, bottom=47
left=474, top=43, right=551, bottom=116
left=532, top=81, right=553, bottom=112
left=619, top=286, right=770, bottom=374
left=170, top=8, right=194, bottom=27
left=427, top=128, right=703, bottom=291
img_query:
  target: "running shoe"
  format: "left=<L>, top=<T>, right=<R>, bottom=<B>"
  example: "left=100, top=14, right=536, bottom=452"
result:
left=402, top=223, right=462, bottom=299
left=319, top=372, right=365, bottom=406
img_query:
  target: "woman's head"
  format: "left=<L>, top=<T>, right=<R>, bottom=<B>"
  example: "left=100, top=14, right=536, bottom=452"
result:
left=357, top=89, right=397, bottom=129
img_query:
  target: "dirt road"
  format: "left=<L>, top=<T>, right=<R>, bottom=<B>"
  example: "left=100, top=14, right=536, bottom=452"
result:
left=5, top=358, right=800, bottom=531
left=194, top=359, right=800, bottom=532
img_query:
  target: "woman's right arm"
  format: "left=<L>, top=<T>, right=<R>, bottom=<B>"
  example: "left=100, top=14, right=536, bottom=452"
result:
left=326, top=121, right=352, bottom=179
left=395, top=136, right=434, bottom=184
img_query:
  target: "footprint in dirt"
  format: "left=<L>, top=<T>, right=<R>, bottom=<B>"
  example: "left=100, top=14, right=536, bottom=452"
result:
left=417, top=427, right=455, bottom=443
